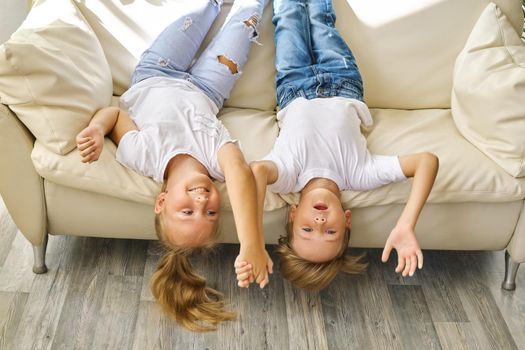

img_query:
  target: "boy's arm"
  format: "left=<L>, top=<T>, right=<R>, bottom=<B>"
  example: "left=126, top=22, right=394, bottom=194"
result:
left=381, top=152, right=439, bottom=276
left=76, top=106, right=138, bottom=163
left=217, top=144, right=273, bottom=288
left=250, top=160, right=279, bottom=232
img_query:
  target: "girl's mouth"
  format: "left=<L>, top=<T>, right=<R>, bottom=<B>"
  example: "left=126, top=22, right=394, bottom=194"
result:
left=189, top=187, right=210, bottom=193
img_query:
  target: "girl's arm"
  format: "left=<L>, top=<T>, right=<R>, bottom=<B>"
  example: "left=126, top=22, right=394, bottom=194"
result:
left=217, top=144, right=273, bottom=288
left=381, top=152, right=439, bottom=276
left=235, top=160, right=278, bottom=288
left=76, top=106, right=138, bottom=163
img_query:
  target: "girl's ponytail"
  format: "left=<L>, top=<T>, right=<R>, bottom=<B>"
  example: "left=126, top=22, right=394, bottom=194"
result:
left=150, top=247, right=236, bottom=332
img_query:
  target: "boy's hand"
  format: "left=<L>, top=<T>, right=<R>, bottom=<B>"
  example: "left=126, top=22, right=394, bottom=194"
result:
left=76, top=125, right=104, bottom=163
left=381, top=223, right=423, bottom=277
left=236, top=245, right=273, bottom=288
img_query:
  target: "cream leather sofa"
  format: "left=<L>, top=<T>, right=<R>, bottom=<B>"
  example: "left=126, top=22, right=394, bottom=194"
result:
left=1, top=0, right=524, bottom=289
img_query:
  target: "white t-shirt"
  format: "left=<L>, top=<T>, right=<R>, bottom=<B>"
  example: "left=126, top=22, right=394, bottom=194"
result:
left=263, top=97, right=406, bottom=193
left=116, top=76, right=236, bottom=183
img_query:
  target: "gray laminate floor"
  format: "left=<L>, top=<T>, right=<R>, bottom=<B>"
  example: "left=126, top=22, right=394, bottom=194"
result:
left=0, top=197, right=524, bottom=350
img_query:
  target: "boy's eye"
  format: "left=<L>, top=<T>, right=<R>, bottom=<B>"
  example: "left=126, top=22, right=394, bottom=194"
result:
left=207, top=210, right=217, bottom=216
left=326, top=230, right=337, bottom=235
left=182, top=210, right=193, bottom=215
left=302, top=227, right=313, bottom=233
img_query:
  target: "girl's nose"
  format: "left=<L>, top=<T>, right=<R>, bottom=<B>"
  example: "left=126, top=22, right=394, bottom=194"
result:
left=314, top=217, right=326, bottom=223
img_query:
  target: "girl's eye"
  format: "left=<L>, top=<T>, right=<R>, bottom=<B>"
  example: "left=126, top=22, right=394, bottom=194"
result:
left=327, top=230, right=336, bottom=235
left=302, top=227, right=313, bottom=233
left=207, top=210, right=217, bottom=216
left=182, top=210, right=193, bottom=215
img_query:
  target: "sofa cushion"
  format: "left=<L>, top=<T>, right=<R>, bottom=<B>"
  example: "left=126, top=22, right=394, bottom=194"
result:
left=31, top=107, right=286, bottom=211
left=451, top=3, right=525, bottom=177
left=75, top=0, right=276, bottom=111
left=0, top=0, right=112, bottom=155
left=279, top=109, right=525, bottom=207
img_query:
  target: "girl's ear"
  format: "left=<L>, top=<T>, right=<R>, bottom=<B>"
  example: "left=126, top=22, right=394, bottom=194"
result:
left=288, top=205, right=297, bottom=223
left=155, top=192, right=167, bottom=214
left=344, top=209, right=352, bottom=229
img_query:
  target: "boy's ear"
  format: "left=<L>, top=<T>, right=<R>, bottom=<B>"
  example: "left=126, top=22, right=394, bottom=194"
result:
left=344, top=209, right=352, bottom=229
left=155, top=192, right=167, bottom=214
left=288, top=205, right=297, bottom=223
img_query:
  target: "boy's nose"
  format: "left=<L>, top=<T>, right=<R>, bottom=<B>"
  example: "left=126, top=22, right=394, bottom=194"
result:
left=314, top=217, right=326, bottom=223
left=194, top=195, right=208, bottom=203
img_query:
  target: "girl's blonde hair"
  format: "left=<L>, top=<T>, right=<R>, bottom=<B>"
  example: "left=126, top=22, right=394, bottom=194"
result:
left=276, top=222, right=368, bottom=291
left=151, top=184, right=235, bottom=332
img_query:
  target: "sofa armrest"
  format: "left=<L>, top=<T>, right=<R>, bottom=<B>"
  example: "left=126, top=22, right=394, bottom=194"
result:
left=0, top=104, right=47, bottom=245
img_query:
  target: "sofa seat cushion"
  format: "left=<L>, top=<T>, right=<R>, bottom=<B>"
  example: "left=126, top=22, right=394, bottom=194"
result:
left=31, top=107, right=286, bottom=211
left=0, top=0, right=112, bottom=155
left=280, top=109, right=525, bottom=208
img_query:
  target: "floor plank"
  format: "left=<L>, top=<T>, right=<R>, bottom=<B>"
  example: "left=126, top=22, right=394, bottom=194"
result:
left=388, top=284, right=442, bottom=350
left=0, top=291, right=28, bottom=350
left=434, top=322, right=482, bottom=350
left=0, top=233, right=35, bottom=293
left=90, top=275, right=142, bottom=350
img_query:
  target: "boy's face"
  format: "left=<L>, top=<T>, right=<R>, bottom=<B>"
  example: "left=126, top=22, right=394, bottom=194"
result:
left=155, top=174, right=220, bottom=247
left=290, top=188, right=351, bottom=263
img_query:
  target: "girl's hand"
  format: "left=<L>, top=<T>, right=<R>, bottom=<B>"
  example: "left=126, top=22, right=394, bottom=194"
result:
left=237, top=245, right=273, bottom=288
left=76, top=125, right=104, bottom=163
left=381, top=223, right=423, bottom=277
left=234, top=258, right=254, bottom=288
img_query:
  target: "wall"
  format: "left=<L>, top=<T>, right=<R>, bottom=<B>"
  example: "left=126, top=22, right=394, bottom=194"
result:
left=0, top=0, right=31, bottom=43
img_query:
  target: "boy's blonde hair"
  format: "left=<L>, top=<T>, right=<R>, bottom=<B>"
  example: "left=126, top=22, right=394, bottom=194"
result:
left=151, top=184, right=235, bottom=332
left=276, top=222, right=368, bottom=291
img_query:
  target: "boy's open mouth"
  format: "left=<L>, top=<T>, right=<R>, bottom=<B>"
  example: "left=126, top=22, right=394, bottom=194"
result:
left=313, top=203, right=328, bottom=210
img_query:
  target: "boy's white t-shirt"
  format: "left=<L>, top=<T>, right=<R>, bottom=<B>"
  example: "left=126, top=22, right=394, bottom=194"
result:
left=116, top=76, right=237, bottom=183
left=263, top=97, right=406, bottom=193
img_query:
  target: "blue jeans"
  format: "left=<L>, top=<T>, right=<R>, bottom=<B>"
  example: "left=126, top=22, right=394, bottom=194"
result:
left=272, top=0, right=363, bottom=109
left=131, top=0, right=266, bottom=108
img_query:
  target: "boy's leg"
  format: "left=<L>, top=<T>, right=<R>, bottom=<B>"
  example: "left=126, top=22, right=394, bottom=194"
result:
left=307, top=0, right=363, bottom=100
left=188, top=0, right=266, bottom=108
left=272, top=0, right=317, bottom=108
left=131, top=0, right=222, bottom=86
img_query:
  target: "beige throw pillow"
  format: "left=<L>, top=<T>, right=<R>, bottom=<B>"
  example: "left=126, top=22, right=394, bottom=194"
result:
left=0, top=0, right=112, bottom=155
left=451, top=2, right=525, bottom=177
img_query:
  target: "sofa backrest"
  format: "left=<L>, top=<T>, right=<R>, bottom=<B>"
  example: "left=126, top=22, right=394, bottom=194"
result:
left=76, top=0, right=524, bottom=110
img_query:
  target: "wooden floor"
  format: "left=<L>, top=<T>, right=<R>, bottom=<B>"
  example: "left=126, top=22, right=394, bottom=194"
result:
left=0, top=199, right=524, bottom=350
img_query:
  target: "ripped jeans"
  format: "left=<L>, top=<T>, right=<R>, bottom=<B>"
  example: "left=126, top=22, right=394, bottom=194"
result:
left=131, top=0, right=266, bottom=108
left=272, top=0, right=363, bottom=109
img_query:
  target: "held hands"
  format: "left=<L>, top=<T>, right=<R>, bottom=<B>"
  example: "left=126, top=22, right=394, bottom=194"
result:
left=235, top=245, right=273, bottom=289
left=381, top=223, right=423, bottom=277
left=76, top=125, right=104, bottom=163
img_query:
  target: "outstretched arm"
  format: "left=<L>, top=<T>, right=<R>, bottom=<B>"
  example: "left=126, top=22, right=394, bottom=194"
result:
left=382, top=152, right=439, bottom=276
left=76, top=106, right=138, bottom=163
left=218, top=145, right=273, bottom=288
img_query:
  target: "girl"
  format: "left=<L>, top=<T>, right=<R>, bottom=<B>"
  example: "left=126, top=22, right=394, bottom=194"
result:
left=236, top=0, right=438, bottom=290
left=76, top=0, right=272, bottom=331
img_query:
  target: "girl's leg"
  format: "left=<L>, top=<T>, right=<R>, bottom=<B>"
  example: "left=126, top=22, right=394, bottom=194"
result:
left=131, top=0, right=222, bottom=86
left=188, top=0, right=266, bottom=108
left=272, top=0, right=317, bottom=108
left=307, top=0, right=363, bottom=100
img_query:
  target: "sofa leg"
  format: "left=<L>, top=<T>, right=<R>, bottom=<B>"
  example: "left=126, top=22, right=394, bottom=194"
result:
left=501, top=250, right=520, bottom=291
left=32, top=235, right=48, bottom=274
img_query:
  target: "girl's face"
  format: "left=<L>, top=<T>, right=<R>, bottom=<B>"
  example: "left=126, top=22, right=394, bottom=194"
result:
left=155, top=174, right=221, bottom=247
left=289, top=188, right=351, bottom=263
